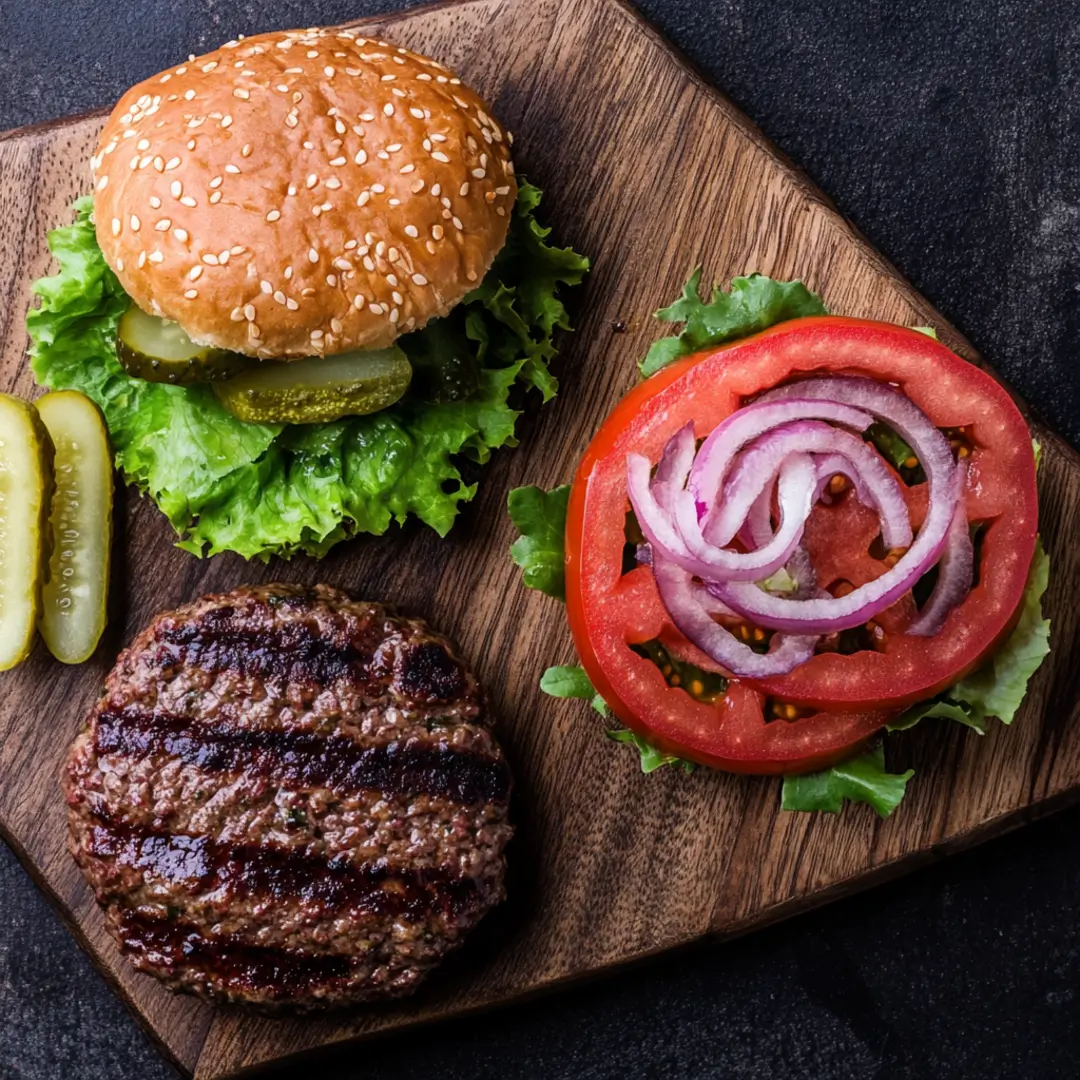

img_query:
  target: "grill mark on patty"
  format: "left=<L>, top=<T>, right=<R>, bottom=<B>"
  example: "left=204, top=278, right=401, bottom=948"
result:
left=88, top=815, right=488, bottom=920
left=118, top=911, right=356, bottom=1000
left=154, top=609, right=369, bottom=687
left=94, top=707, right=512, bottom=805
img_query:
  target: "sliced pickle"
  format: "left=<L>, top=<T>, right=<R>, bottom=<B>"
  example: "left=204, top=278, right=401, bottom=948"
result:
left=213, top=346, right=412, bottom=424
left=117, top=304, right=251, bottom=384
left=0, top=394, right=52, bottom=671
left=36, top=392, right=113, bottom=665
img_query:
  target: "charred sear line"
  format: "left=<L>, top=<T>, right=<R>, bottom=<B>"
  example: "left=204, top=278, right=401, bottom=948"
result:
left=94, top=708, right=512, bottom=805
left=155, top=614, right=366, bottom=687
left=118, top=911, right=356, bottom=999
left=395, top=641, right=468, bottom=703
left=89, top=816, right=488, bottom=920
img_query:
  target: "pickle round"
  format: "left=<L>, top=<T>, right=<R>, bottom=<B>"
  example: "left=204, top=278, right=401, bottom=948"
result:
left=36, top=391, right=113, bottom=665
left=213, top=345, right=413, bottom=424
left=117, top=304, right=251, bottom=385
left=0, top=394, right=53, bottom=672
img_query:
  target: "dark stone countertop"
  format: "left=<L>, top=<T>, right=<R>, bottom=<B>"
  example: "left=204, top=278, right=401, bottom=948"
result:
left=3, top=1, right=1080, bottom=1077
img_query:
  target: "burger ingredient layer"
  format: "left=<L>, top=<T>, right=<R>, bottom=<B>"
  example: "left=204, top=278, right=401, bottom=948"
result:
left=64, top=583, right=513, bottom=1009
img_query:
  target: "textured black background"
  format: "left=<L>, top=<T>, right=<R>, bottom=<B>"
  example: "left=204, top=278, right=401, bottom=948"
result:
left=3, top=1, right=1080, bottom=1078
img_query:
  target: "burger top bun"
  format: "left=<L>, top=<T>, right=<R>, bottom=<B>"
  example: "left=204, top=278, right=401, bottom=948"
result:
left=91, top=26, right=517, bottom=359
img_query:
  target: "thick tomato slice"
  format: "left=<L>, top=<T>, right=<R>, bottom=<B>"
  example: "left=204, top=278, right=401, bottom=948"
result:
left=565, top=317, right=1038, bottom=773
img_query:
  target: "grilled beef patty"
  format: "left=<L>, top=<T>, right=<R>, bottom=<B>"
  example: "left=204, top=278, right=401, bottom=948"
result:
left=64, top=584, right=513, bottom=1010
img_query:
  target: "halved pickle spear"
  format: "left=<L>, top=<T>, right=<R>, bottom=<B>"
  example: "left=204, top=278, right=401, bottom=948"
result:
left=36, top=392, right=113, bottom=665
left=117, top=304, right=251, bottom=384
left=0, top=394, right=52, bottom=671
left=213, top=345, right=412, bottom=424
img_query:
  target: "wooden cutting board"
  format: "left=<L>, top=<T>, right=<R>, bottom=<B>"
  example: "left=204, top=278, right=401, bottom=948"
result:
left=1, top=0, right=1078, bottom=1076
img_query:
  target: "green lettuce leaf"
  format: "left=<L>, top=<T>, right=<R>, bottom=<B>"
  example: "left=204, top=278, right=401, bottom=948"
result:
left=28, top=185, right=588, bottom=559
left=539, top=664, right=608, bottom=716
left=605, top=729, right=696, bottom=775
left=889, top=538, right=1051, bottom=734
left=781, top=745, right=913, bottom=818
left=640, top=270, right=826, bottom=377
left=508, top=484, right=570, bottom=599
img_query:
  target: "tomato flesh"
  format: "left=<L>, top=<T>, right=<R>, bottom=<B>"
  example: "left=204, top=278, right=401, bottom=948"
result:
left=565, top=317, right=1038, bottom=773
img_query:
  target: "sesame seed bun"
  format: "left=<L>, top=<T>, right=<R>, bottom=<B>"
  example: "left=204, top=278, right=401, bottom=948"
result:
left=91, top=27, right=517, bottom=359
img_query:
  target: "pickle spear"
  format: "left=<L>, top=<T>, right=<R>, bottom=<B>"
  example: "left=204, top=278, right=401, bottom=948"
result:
left=117, top=303, right=251, bottom=384
left=36, top=391, right=113, bottom=665
left=213, top=345, right=412, bottom=424
left=0, top=394, right=52, bottom=671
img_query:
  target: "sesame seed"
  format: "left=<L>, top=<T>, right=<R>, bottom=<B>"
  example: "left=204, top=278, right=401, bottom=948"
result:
left=308, top=247, right=319, bottom=263
left=266, top=209, right=281, bottom=222
left=189, top=266, right=203, bottom=281
left=383, top=103, right=395, bottom=116
left=153, top=156, right=165, bottom=171
left=377, top=151, right=390, bottom=161
left=115, top=257, right=125, bottom=271
left=381, top=74, right=396, bottom=82
left=409, top=107, right=424, bottom=119
left=287, top=184, right=297, bottom=196
left=452, top=216, right=463, bottom=230
left=401, top=163, right=416, bottom=174
left=241, top=144, right=252, bottom=157
left=410, top=179, right=426, bottom=193
left=353, top=295, right=365, bottom=310
left=274, top=290, right=287, bottom=305
left=326, top=274, right=338, bottom=287
left=431, top=183, right=441, bottom=195
left=202, top=61, right=218, bottom=72
left=260, top=280, right=272, bottom=294
left=387, top=273, right=399, bottom=286
left=496, top=206, right=506, bottom=217
left=148, top=251, right=164, bottom=264
left=324, top=65, right=335, bottom=77
left=285, top=114, right=298, bottom=128
left=221, top=114, right=233, bottom=128
left=130, top=215, right=141, bottom=231
left=390, top=308, right=400, bottom=324
left=244, top=304, right=256, bottom=320
left=330, top=318, right=343, bottom=334
left=425, top=240, right=436, bottom=254
left=369, top=303, right=383, bottom=315
left=306, top=174, right=318, bottom=188
left=209, top=176, right=223, bottom=189
left=231, top=245, right=245, bottom=254
left=203, top=253, right=220, bottom=265
left=219, top=250, right=230, bottom=264
left=460, top=182, right=470, bottom=196
left=286, top=298, right=299, bottom=310
left=329, top=156, right=346, bottom=167
left=310, top=329, right=324, bottom=340
left=411, top=273, right=428, bottom=286
left=184, top=289, right=198, bottom=299
left=363, top=256, right=375, bottom=272
left=495, top=185, right=511, bottom=195
left=430, top=133, right=447, bottom=143
left=209, top=192, right=222, bottom=204
left=325, top=177, right=341, bottom=190
left=276, top=83, right=288, bottom=92
left=233, top=88, right=250, bottom=100
left=184, top=89, right=196, bottom=101
left=137, top=138, right=151, bottom=151
left=360, top=111, right=375, bottom=122
left=137, top=251, right=147, bottom=267
left=471, top=168, right=486, bottom=179
left=248, top=322, right=260, bottom=339
left=404, top=225, right=419, bottom=238
left=432, top=224, right=444, bottom=240
left=371, top=183, right=385, bottom=194
left=154, top=218, right=171, bottom=231
left=335, top=119, right=346, bottom=134
left=392, top=88, right=406, bottom=98
left=392, top=291, right=404, bottom=305
left=225, top=164, right=240, bottom=174
left=230, top=307, right=245, bottom=321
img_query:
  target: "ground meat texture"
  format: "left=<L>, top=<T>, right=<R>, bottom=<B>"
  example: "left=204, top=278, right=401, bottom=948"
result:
left=63, top=584, right=513, bottom=1010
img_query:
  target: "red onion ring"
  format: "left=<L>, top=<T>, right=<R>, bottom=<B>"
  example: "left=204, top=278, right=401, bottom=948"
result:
left=652, top=552, right=819, bottom=678
left=712, top=377, right=958, bottom=633
left=907, top=466, right=973, bottom=636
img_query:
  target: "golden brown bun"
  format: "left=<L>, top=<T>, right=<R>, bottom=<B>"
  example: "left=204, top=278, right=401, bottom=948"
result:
left=91, top=27, right=517, bottom=359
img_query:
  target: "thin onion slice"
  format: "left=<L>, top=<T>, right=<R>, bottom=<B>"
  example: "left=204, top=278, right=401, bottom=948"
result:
left=908, top=466, right=973, bottom=636
left=652, top=552, right=818, bottom=677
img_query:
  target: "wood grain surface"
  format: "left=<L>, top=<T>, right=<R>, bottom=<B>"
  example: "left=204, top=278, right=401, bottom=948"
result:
left=1, top=0, right=1078, bottom=1076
